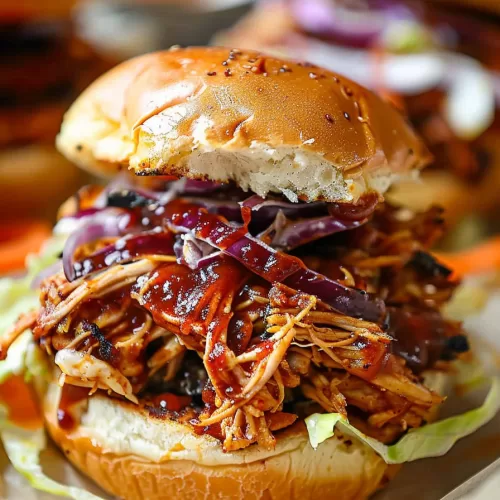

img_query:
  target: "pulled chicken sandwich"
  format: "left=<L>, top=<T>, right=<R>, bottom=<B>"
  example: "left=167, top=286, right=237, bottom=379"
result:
left=1, top=47, right=486, bottom=500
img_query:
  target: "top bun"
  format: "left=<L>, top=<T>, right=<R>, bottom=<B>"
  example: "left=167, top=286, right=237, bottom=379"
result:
left=57, top=47, right=430, bottom=203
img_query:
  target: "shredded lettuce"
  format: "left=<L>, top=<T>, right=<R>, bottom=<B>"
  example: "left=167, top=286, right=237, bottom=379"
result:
left=0, top=235, right=66, bottom=386
left=0, top=235, right=66, bottom=339
left=306, top=413, right=344, bottom=449
left=0, top=332, right=33, bottom=384
left=305, top=377, right=500, bottom=464
left=0, top=235, right=104, bottom=499
left=381, top=20, right=434, bottom=54
left=0, top=426, right=102, bottom=500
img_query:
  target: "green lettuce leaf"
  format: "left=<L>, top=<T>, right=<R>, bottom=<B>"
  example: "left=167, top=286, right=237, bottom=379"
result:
left=0, top=235, right=103, bottom=499
left=0, top=235, right=66, bottom=384
left=305, top=377, right=500, bottom=464
left=0, top=426, right=102, bottom=500
left=0, top=235, right=66, bottom=339
left=0, top=235, right=65, bottom=386
left=0, top=332, right=32, bottom=384
left=305, top=412, right=344, bottom=450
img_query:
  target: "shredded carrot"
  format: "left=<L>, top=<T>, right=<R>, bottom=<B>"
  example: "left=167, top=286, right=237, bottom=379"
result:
left=434, top=236, right=500, bottom=278
left=0, top=221, right=51, bottom=274
left=0, top=375, right=43, bottom=430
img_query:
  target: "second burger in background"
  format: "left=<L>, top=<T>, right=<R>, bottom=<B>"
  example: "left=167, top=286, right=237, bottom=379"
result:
left=0, top=0, right=113, bottom=223
left=217, top=0, right=500, bottom=243
left=0, top=0, right=115, bottom=273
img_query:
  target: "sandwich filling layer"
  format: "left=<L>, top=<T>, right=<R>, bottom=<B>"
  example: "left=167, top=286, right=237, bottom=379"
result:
left=2, top=178, right=467, bottom=452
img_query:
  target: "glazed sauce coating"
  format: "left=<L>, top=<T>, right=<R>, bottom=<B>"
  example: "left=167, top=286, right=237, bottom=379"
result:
left=164, top=199, right=305, bottom=282
left=57, top=384, right=89, bottom=431
left=342, top=338, right=389, bottom=380
left=136, top=258, right=249, bottom=337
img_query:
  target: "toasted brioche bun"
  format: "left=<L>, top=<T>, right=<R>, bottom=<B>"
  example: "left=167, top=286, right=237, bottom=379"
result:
left=57, top=47, right=430, bottom=203
left=41, top=378, right=396, bottom=500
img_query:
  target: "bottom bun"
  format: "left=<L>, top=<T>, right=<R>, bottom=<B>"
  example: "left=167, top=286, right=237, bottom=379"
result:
left=42, top=380, right=397, bottom=500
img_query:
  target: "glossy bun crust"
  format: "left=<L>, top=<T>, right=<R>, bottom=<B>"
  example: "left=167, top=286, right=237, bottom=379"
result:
left=57, top=47, right=430, bottom=203
left=42, top=381, right=396, bottom=500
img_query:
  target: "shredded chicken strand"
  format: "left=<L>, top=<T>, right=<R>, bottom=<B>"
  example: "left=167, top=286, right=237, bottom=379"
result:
left=55, top=349, right=138, bottom=404
left=10, top=200, right=459, bottom=452
left=0, top=311, right=38, bottom=359
left=37, top=260, right=156, bottom=335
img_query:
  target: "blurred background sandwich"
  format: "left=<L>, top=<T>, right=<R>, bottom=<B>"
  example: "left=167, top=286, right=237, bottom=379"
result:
left=217, top=0, right=500, bottom=251
left=0, top=0, right=114, bottom=272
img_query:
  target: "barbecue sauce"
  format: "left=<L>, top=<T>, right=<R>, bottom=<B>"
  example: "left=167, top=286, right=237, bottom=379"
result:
left=150, top=393, right=192, bottom=412
left=57, top=384, right=89, bottom=431
left=136, top=258, right=249, bottom=337
left=386, top=307, right=467, bottom=372
left=344, top=339, right=389, bottom=381
left=227, top=314, right=254, bottom=355
left=164, top=199, right=305, bottom=282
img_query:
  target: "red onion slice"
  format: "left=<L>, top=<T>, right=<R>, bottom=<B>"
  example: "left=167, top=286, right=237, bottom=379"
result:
left=240, top=194, right=325, bottom=217
left=53, top=208, right=108, bottom=235
left=69, top=230, right=175, bottom=280
left=62, top=209, right=131, bottom=282
left=290, top=0, right=418, bottom=48
left=266, top=213, right=365, bottom=250
left=174, top=233, right=216, bottom=270
left=195, top=251, right=224, bottom=269
left=164, top=200, right=384, bottom=322
left=182, top=179, right=226, bottom=194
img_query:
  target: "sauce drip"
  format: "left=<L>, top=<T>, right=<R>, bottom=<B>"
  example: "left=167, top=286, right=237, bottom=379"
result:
left=149, top=393, right=192, bottom=412
left=136, top=258, right=249, bottom=337
left=386, top=307, right=466, bottom=372
left=57, top=384, right=89, bottom=431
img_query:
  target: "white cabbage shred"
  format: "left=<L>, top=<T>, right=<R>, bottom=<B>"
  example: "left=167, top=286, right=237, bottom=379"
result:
left=0, top=237, right=104, bottom=499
